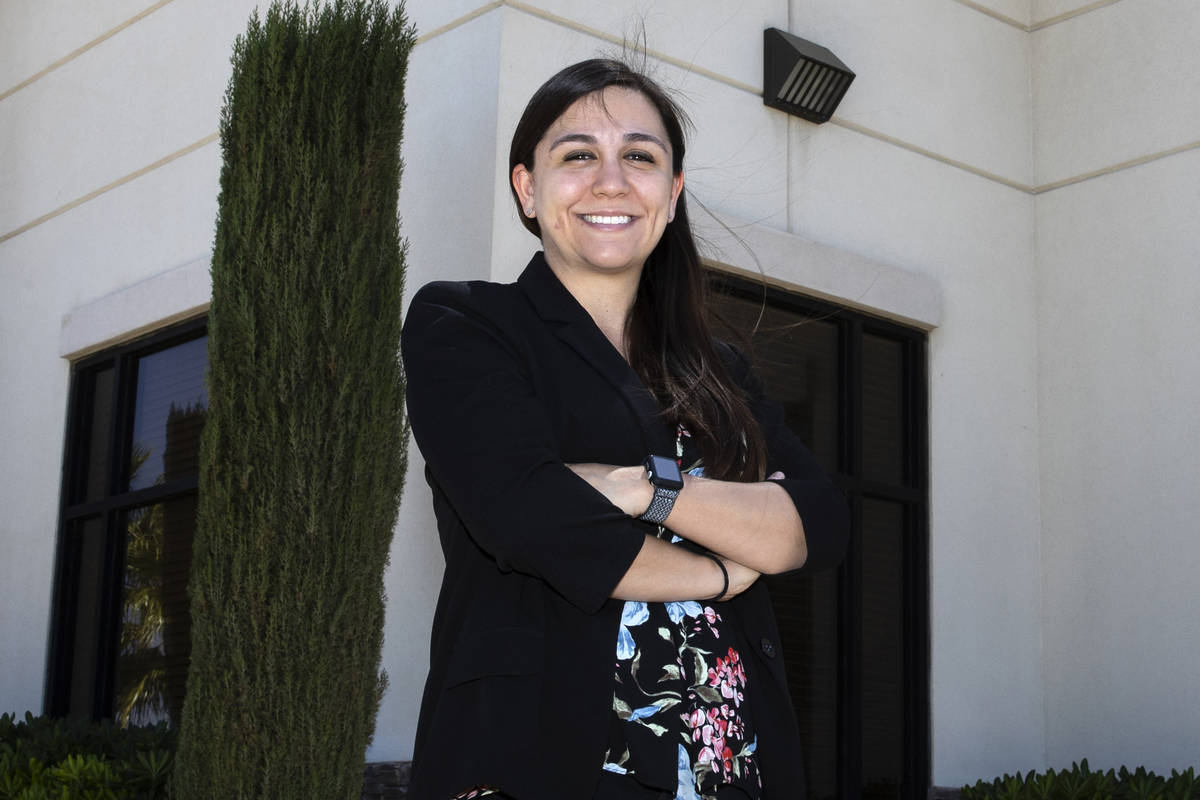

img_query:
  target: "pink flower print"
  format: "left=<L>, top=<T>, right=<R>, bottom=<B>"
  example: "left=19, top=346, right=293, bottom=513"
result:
left=691, top=605, right=721, bottom=637
left=698, top=736, right=734, bottom=779
left=683, top=708, right=706, bottom=742
left=707, top=648, right=748, bottom=706
left=718, top=742, right=735, bottom=775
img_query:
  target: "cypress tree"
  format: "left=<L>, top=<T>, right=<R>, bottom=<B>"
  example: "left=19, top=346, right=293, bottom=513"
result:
left=172, top=2, right=414, bottom=797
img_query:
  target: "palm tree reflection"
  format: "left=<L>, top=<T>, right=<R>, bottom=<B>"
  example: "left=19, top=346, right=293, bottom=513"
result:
left=115, top=402, right=204, bottom=727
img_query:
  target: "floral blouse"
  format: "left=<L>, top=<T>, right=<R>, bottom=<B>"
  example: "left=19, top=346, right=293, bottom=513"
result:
left=599, top=426, right=762, bottom=800
left=452, top=427, right=761, bottom=800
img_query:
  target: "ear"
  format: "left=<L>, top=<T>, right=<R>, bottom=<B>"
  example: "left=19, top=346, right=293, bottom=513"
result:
left=512, top=163, right=535, bottom=216
left=668, top=171, right=684, bottom=221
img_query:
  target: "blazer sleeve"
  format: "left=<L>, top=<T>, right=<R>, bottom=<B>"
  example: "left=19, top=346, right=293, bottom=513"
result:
left=401, top=281, right=645, bottom=614
left=724, top=343, right=850, bottom=573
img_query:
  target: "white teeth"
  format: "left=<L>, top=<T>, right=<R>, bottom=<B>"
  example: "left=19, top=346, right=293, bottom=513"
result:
left=583, top=214, right=631, bottom=225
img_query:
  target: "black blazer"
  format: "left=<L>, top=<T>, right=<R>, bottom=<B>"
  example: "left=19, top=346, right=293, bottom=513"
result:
left=401, top=252, right=849, bottom=800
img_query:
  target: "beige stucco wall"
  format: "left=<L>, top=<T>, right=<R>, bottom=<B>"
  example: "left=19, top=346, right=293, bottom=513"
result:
left=2, top=0, right=1197, bottom=787
left=1033, top=0, right=1200, bottom=773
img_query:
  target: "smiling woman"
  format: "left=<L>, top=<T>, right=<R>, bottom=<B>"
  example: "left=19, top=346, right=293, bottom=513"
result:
left=511, top=87, right=684, bottom=297
left=401, top=59, right=849, bottom=800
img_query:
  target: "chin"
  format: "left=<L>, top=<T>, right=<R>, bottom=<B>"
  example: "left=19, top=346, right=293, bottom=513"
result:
left=584, top=256, right=645, bottom=273
left=580, top=246, right=652, bottom=268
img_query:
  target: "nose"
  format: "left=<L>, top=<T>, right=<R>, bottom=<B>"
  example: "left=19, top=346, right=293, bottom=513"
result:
left=592, top=155, right=629, bottom=197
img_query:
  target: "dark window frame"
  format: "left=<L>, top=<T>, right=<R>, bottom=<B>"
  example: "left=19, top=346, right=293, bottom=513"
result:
left=45, top=316, right=207, bottom=720
left=708, top=272, right=930, bottom=800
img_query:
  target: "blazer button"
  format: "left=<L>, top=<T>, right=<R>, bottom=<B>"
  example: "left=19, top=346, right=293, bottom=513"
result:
left=760, top=637, right=776, bottom=658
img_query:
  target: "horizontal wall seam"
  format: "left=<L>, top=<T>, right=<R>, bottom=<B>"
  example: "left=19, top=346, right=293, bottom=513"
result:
left=948, top=0, right=1029, bottom=31
left=501, top=0, right=761, bottom=93
left=1030, top=0, right=1126, bottom=31
left=0, top=133, right=217, bottom=246
left=830, top=117, right=1036, bottom=192
left=1032, top=138, right=1200, bottom=193
left=0, top=0, right=176, bottom=103
left=414, top=1, right=502, bottom=45
left=947, top=0, right=1128, bottom=31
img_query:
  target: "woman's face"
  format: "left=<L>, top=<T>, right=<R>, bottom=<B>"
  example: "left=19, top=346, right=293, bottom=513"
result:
left=512, top=86, right=684, bottom=280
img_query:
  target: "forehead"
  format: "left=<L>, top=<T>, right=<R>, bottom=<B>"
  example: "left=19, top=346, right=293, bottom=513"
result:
left=542, top=86, right=670, bottom=145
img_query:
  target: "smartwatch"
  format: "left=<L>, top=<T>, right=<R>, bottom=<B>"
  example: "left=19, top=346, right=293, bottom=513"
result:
left=639, top=454, right=684, bottom=524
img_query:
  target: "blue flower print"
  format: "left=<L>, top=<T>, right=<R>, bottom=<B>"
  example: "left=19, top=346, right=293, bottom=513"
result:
left=628, top=704, right=660, bottom=722
left=674, top=743, right=701, bottom=800
left=616, top=601, right=650, bottom=660
left=665, top=600, right=704, bottom=624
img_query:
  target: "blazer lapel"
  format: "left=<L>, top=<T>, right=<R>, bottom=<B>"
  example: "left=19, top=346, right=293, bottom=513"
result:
left=517, top=252, right=674, bottom=455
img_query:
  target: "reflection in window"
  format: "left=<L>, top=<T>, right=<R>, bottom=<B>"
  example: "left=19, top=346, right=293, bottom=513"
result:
left=115, top=494, right=196, bottom=727
left=127, top=336, right=208, bottom=492
left=48, top=321, right=207, bottom=726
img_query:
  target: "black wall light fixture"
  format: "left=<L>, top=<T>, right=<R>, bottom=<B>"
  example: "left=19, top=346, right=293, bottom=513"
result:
left=763, top=27, right=855, bottom=124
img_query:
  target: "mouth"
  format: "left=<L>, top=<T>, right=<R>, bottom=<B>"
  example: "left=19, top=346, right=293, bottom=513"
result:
left=581, top=214, right=633, bottom=226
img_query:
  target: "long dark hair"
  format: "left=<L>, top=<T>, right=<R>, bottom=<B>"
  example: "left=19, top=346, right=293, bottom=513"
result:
left=509, top=59, right=766, bottom=481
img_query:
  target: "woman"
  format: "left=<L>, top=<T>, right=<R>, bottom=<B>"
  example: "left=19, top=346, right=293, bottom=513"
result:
left=401, top=59, right=849, bottom=800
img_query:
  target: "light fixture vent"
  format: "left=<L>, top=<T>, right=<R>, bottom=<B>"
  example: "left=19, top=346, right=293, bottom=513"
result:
left=763, top=28, right=855, bottom=124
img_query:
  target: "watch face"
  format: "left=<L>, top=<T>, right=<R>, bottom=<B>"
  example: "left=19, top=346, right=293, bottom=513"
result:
left=646, top=454, right=684, bottom=490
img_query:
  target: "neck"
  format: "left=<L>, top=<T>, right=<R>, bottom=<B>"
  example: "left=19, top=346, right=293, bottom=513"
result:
left=547, top=259, right=641, bottom=360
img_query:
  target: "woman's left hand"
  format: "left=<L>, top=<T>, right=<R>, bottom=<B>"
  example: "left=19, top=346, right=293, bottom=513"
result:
left=567, top=463, right=654, bottom=518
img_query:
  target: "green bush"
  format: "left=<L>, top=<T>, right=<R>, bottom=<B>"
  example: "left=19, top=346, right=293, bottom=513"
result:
left=0, top=712, right=174, bottom=799
left=172, top=0, right=413, bottom=798
left=964, top=759, right=1200, bottom=800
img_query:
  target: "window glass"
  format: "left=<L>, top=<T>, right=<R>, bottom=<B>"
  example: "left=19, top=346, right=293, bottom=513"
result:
left=709, top=289, right=840, bottom=472
left=771, top=568, right=839, bottom=800
left=756, top=315, right=839, bottom=474
left=67, top=517, right=107, bottom=719
left=74, top=366, right=115, bottom=504
left=860, top=498, right=905, bottom=800
left=114, top=494, right=197, bottom=727
left=50, top=321, right=207, bottom=725
left=862, top=334, right=905, bottom=485
left=127, top=336, right=208, bottom=491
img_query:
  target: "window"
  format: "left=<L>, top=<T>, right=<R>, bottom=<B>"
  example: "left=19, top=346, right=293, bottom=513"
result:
left=46, top=319, right=208, bottom=726
left=709, top=273, right=929, bottom=800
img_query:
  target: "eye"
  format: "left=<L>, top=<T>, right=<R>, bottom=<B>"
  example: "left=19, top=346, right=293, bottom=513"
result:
left=625, top=150, right=656, bottom=163
left=563, top=150, right=595, bottom=162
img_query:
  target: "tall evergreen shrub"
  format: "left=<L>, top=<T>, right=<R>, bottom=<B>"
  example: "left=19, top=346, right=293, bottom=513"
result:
left=172, top=2, right=414, bottom=797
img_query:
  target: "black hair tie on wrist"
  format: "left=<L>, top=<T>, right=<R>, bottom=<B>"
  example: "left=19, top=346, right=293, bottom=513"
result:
left=702, top=552, right=729, bottom=601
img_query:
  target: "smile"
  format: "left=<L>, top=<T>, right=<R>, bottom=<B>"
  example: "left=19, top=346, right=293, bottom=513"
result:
left=582, top=214, right=632, bottom=225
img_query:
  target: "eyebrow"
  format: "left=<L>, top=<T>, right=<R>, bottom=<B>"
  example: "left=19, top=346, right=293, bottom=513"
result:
left=548, top=132, right=669, bottom=152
